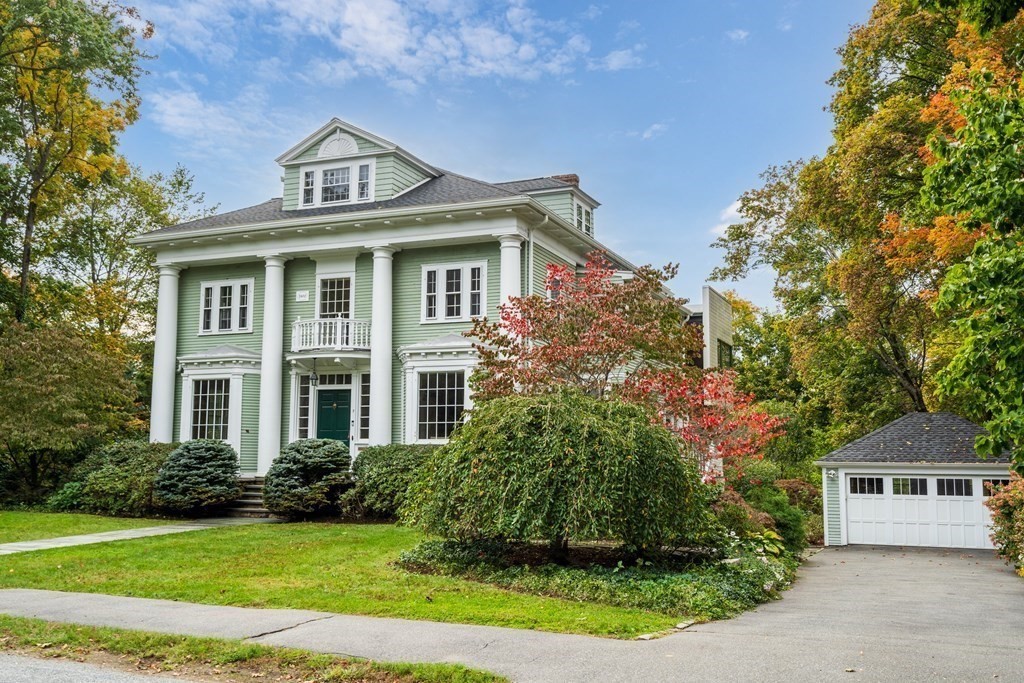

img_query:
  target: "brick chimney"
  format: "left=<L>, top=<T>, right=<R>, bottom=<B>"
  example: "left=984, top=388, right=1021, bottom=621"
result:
left=551, top=173, right=579, bottom=186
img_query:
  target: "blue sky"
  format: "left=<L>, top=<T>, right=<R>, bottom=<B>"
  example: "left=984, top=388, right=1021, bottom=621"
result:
left=122, top=0, right=873, bottom=309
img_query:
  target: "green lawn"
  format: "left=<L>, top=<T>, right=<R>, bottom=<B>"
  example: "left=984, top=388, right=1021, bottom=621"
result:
left=0, top=522, right=677, bottom=638
left=0, top=614, right=504, bottom=682
left=0, top=511, right=171, bottom=544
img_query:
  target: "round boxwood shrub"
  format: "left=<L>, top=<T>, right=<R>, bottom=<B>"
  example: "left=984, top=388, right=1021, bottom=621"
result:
left=81, top=440, right=178, bottom=517
left=154, top=440, right=242, bottom=513
left=263, top=439, right=352, bottom=518
left=403, top=391, right=717, bottom=560
left=343, top=444, right=435, bottom=518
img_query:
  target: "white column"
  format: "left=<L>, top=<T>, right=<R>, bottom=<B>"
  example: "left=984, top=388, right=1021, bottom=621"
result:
left=150, top=265, right=181, bottom=443
left=257, top=255, right=287, bottom=474
left=498, top=234, right=524, bottom=305
left=368, top=246, right=395, bottom=445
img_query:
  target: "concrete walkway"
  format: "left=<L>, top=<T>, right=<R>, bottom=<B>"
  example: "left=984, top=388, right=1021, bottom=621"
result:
left=0, top=547, right=1022, bottom=682
left=0, top=518, right=275, bottom=556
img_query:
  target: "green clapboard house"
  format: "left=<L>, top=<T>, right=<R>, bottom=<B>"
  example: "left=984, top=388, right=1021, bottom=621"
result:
left=137, top=119, right=734, bottom=475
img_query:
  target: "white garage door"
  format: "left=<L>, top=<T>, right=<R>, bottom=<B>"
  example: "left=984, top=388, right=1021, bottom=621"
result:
left=845, top=474, right=1006, bottom=549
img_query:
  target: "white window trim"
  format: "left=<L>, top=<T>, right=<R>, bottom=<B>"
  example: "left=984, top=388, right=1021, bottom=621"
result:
left=315, top=272, right=356, bottom=320
left=573, top=197, right=594, bottom=236
left=198, top=278, right=255, bottom=336
left=298, top=158, right=376, bottom=208
left=179, top=370, right=245, bottom=455
left=403, top=359, right=475, bottom=445
left=420, top=261, right=487, bottom=324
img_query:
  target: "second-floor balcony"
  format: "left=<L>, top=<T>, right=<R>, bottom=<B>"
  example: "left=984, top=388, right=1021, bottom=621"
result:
left=291, top=318, right=372, bottom=353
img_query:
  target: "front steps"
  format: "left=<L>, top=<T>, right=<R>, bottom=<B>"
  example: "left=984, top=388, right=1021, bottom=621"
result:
left=226, top=477, right=272, bottom=517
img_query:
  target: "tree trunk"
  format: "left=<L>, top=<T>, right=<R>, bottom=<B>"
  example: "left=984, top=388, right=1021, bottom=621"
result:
left=15, top=200, right=37, bottom=323
left=548, top=536, right=570, bottom=565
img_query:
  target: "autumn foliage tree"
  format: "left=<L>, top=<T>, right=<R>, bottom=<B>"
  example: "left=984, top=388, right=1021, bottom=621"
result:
left=469, top=253, right=784, bottom=475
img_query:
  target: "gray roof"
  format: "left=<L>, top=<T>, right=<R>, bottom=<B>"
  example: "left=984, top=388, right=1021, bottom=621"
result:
left=146, top=170, right=519, bottom=237
left=818, top=412, right=1012, bottom=464
left=493, top=177, right=574, bottom=193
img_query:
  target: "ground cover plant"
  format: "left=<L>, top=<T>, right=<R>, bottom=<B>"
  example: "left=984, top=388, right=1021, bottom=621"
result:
left=0, top=511, right=170, bottom=544
left=0, top=522, right=684, bottom=638
left=0, top=614, right=504, bottom=683
left=398, top=539, right=795, bottom=623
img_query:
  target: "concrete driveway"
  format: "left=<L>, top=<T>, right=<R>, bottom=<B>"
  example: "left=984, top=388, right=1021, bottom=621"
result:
left=1, top=547, right=1022, bottom=682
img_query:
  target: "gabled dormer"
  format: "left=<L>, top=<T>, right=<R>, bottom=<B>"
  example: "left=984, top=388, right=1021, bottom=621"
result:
left=276, top=119, right=440, bottom=210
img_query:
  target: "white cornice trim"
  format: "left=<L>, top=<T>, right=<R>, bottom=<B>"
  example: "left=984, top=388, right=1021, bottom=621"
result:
left=523, top=185, right=602, bottom=208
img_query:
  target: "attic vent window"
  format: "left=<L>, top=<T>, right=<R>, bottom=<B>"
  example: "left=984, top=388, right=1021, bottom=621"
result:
left=318, top=132, right=358, bottom=158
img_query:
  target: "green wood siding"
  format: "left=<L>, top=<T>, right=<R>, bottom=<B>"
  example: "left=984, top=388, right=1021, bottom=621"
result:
left=374, top=154, right=429, bottom=200
left=283, top=167, right=300, bottom=210
left=280, top=258, right=317, bottom=448
left=390, top=242, right=501, bottom=442
left=531, top=242, right=573, bottom=295
left=355, top=253, right=373, bottom=319
left=173, top=262, right=265, bottom=470
left=240, top=375, right=260, bottom=472
left=825, top=471, right=841, bottom=545
left=533, top=191, right=574, bottom=224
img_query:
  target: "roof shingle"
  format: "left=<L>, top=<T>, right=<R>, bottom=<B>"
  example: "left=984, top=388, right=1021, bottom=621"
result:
left=818, top=412, right=1012, bottom=464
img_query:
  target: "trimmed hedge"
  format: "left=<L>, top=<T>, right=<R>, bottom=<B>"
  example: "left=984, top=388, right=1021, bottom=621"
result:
left=154, top=440, right=242, bottom=513
left=403, top=391, right=718, bottom=557
left=342, top=444, right=435, bottom=518
left=263, top=439, right=352, bottom=518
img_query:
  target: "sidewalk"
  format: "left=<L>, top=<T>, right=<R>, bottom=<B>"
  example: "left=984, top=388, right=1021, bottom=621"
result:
left=0, top=518, right=275, bottom=556
left=2, top=545, right=1024, bottom=683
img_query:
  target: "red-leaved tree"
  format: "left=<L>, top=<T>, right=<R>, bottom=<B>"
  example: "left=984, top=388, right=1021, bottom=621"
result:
left=469, top=252, right=784, bottom=477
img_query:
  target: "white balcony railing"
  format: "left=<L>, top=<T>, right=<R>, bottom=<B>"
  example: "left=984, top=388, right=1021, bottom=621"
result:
left=291, top=318, right=372, bottom=352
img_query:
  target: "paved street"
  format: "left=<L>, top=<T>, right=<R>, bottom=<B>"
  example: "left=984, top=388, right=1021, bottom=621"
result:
left=0, top=654, right=194, bottom=683
left=1, top=547, right=1022, bottom=682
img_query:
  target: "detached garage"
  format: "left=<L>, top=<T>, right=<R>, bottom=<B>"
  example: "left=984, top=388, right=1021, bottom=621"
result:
left=818, top=412, right=1012, bottom=550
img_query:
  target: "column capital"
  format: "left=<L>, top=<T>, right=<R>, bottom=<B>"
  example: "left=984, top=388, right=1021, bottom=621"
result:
left=261, top=254, right=289, bottom=268
left=157, top=264, right=183, bottom=276
left=369, top=245, right=398, bottom=258
left=497, top=233, right=525, bottom=246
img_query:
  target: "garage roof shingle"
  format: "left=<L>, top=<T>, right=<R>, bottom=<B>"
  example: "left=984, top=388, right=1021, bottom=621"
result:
left=818, top=412, right=1012, bottom=464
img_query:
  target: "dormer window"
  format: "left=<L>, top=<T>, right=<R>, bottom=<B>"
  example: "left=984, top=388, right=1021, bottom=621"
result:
left=297, top=159, right=375, bottom=208
left=574, top=198, right=594, bottom=236
left=322, top=168, right=350, bottom=203
left=302, top=171, right=314, bottom=206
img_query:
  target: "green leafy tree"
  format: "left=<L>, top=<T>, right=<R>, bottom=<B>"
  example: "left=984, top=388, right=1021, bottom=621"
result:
left=0, top=0, right=150, bottom=322
left=0, top=322, right=135, bottom=500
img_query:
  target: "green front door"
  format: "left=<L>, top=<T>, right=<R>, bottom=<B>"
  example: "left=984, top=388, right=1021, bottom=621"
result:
left=316, top=389, right=351, bottom=442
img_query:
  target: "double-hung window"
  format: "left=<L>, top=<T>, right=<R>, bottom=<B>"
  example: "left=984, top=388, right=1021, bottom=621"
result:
left=422, top=263, right=485, bottom=322
left=357, top=164, right=370, bottom=200
left=302, top=171, right=315, bottom=206
left=322, top=167, right=350, bottom=203
left=573, top=199, right=594, bottom=235
left=200, top=279, right=254, bottom=334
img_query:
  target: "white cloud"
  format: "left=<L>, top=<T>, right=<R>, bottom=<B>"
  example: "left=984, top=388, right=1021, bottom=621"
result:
left=148, top=85, right=293, bottom=159
left=641, top=122, right=668, bottom=140
left=777, top=18, right=793, bottom=32
left=725, top=28, right=750, bottom=43
left=582, top=4, right=602, bottom=20
left=711, top=200, right=742, bottom=236
left=615, top=19, right=640, bottom=40
left=588, top=44, right=644, bottom=71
